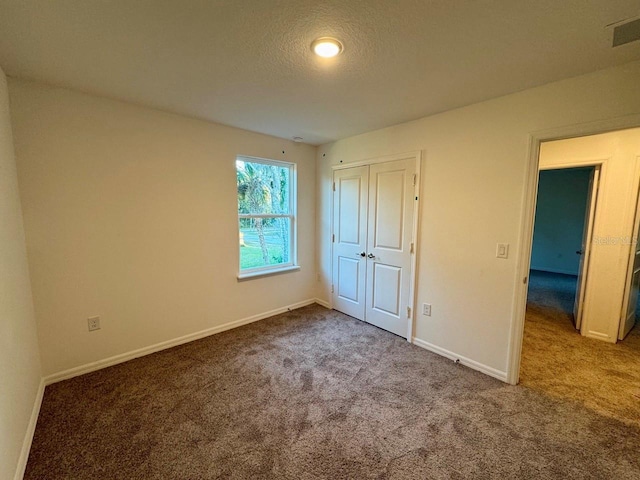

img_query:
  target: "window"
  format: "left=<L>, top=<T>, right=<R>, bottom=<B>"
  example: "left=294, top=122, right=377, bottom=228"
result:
left=236, top=156, right=297, bottom=278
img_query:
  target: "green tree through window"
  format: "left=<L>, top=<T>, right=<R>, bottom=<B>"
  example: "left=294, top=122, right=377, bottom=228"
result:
left=237, top=157, right=295, bottom=273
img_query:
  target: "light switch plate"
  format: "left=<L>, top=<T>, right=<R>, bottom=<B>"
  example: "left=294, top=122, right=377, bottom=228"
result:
left=422, top=303, right=432, bottom=316
left=496, top=243, right=509, bottom=259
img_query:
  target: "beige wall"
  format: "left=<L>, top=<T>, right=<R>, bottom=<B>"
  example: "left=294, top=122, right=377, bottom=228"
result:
left=317, top=60, right=640, bottom=379
left=0, top=68, right=42, bottom=480
left=539, top=129, right=640, bottom=342
left=9, top=79, right=317, bottom=377
left=6, top=57, right=640, bottom=392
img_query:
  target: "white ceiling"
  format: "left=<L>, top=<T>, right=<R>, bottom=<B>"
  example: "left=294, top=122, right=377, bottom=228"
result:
left=0, top=1, right=639, bottom=145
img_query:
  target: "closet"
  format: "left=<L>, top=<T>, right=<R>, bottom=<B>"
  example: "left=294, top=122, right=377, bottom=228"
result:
left=332, top=154, right=418, bottom=337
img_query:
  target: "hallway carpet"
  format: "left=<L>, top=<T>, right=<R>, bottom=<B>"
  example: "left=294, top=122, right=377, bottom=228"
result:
left=522, top=270, right=640, bottom=424
left=525, top=270, right=578, bottom=315
left=26, top=305, right=640, bottom=479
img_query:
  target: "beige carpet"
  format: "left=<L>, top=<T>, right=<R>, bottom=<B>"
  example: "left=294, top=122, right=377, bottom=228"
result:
left=26, top=304, right=640, bottom=479
left=521, top=270, right=640, bottom=424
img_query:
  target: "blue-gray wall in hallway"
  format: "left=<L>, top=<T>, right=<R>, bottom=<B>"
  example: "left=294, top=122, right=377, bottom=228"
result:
left=531, top=168, right=592, bottom=275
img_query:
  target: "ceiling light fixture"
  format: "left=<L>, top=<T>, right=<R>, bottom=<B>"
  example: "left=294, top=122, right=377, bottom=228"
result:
left=311, top=37, right=343, bottom=58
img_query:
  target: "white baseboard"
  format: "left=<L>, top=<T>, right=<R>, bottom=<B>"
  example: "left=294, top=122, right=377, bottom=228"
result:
left=412, top=337, right=508, bottom=383
left=14, top=378, right=45, bottom=480
left=44, top=299, right=319, bottom=386
left=585, top=330, right=614, bottom=342
left=314, top=298, right=331, bottom=309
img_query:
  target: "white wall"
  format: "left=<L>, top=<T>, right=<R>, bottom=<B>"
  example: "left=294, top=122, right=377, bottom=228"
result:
left=531, top=168, right=592, bottom=275
left=539, top=129, right=640, bottom=342
left=0, top=68, right=42, bottom=480
left=9, top=79, right=317, bottom=377
left=317, top=60, right=640, bottom=379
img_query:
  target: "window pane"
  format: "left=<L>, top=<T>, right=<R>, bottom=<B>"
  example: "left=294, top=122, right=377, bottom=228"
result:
left=240, top=217, right=291, bottom=270
left=237, top=160, right=290, bottom=215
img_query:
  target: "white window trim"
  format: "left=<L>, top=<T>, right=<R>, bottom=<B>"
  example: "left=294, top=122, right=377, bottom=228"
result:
left=237, top=265, right=301, bottom=281
left=236, top=155, right=298, bottom=280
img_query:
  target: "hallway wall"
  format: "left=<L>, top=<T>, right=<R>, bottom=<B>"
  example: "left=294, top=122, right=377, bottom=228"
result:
left=531, top=168, right=592, bottom=275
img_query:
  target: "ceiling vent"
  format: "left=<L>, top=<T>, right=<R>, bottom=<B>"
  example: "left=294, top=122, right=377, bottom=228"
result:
left=612, top=17, right=640, bottom=47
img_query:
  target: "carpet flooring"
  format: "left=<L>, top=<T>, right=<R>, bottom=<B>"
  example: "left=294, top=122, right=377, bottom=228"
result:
left=522, top=270, right=640, bottom=424
left=525, top=270, right=578, bottom=315
left=26, top=304, right=640, bottom=479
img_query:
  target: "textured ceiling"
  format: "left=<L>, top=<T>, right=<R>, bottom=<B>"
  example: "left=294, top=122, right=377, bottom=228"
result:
left=0, top=0, right=639, bottom=145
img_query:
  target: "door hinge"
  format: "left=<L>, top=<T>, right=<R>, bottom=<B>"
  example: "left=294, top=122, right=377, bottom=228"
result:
left=410, top=242, right=414, bottom=254
left=413, top=174, right=416, bottom=186
left=332, top=234, right=335, bottom=243
left=333, top=181, right=336, bottom=191
left=407, top=306, right=412, bottom=318
left=331, top=284, right=334, bottom=293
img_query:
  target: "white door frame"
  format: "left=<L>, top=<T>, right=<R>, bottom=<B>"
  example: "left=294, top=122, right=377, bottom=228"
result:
left=507, top=114, right=640, bottom=385
left=331, top=151, right=422, bottom=342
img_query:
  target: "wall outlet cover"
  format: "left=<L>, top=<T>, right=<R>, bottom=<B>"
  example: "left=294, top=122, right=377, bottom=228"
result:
left=88, top=316, right=101, bottom=331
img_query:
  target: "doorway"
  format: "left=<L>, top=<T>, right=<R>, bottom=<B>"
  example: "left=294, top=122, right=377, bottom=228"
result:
left=514, top=127, right=640, bottom=423
left=528, top=166, right=597, bottom=332
left=331, top=154, right=419, bottom=339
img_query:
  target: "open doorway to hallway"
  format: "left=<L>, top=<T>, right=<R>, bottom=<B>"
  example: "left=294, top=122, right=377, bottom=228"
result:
left=519, top=128, right=640, bottom=425
left=527, top=167, right=594, bottom=328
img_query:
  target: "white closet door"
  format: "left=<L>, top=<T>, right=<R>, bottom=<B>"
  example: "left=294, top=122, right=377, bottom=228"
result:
left=364, top=158, right=416, bottom=337
left=332, top=166, right=369, bottom=320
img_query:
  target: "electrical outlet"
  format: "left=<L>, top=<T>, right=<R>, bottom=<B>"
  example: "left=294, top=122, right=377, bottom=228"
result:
left=422, top=303, right=432, bottom=316
left=88, top=316, right=101, bottom=331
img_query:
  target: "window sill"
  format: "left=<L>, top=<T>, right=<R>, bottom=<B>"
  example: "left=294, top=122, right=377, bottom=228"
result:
left=237, top=265, right=301, bottom=281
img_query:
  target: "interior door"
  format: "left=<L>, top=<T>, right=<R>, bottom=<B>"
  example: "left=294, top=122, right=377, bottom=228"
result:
left=332, top=166, right=369, bottom=320
left=573, top=167, right=599, bottom=330
left=620, top=188, right=640, bottom=339
left=364, top=158, right=416, bottom=337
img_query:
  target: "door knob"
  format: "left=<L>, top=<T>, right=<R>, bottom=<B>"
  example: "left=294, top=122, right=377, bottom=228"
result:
left=358, top=251, right=366, bottom=257
left=576, top=250, right=583, bottom=255
left=367, top=253, right=375, bottom=259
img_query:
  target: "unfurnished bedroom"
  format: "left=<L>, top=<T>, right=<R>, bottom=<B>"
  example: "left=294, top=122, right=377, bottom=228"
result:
left=1, top=1, right=640, bottom=479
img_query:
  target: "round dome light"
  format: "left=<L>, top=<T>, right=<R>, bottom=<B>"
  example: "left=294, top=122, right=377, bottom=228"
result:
left=311, top=37, right=343, bottom=58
